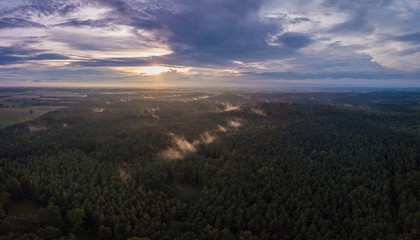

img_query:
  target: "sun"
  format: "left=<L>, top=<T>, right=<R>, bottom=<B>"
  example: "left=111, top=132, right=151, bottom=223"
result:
left=139, top=66, right=170, bottom=75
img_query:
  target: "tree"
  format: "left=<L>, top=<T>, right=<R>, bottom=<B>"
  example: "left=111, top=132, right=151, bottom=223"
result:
left=66, top=208, right=85, bottom=232
left=37, top=226, right=62, bottom=240
left=98, top=225, right=112, bottom=240
left=46, top=204, right=64, bottom=228
left=127, top=237, right=150, bottom=240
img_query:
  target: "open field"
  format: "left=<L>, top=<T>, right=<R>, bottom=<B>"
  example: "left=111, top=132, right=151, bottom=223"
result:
left=0, top=106, right=64, bottom=129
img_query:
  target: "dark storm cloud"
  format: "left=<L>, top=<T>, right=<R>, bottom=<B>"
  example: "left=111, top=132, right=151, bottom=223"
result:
left=95, top=0, right=135, bottom=16
left=0, top=0, right=78, bottom=18
left=394, top=32, right=420, bottom=44
left=54, top=18, right=113, bottom=28
left=289, top=17, right=311, bottom=24
left=396, top=47, right=420, bottom=56
left=324, top=0, right=393, bottom=34
left=0, top=55, right=21, bottom=65
left=322, top=0, right=393, bottom=10
left=31, top=53, right=70, bottom=60
left=276, top=32, right=313, bottom=49
left=73, top=58, right=149, bottom=67
left=0, top=45, right=43, bottom=56
left=0, top=17, right=44, bottom=29
left=108, top=0, right=290, bottom=64
left=71, top=55, right=198, bottom=68
left=246, top=70, right=420, bottom=80
left=0, top=45, right=69, bottom=65
left=167, top=0, right=283, bottom=63
left=27, top=1, right=77, bottom=16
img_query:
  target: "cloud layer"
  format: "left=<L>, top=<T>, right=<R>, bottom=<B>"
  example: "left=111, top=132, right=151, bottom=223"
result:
left=0, top=0, right=419, bottom=87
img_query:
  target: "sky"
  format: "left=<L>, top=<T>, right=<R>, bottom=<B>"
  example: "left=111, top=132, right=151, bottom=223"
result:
left=0, top=0, right=419, bottom=88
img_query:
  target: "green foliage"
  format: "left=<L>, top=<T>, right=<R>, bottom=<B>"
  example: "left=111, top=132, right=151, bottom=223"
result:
left=98, top=225, right=112, bottom=240
left=66, top=208, right=85, bottom=230
left=127, top=237, right=151, bottom=240
left=36, top=226, right=61, bottom=240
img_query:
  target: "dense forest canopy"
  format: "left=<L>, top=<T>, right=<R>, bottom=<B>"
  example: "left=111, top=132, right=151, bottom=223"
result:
left=0, top=89, right=419, bottom=239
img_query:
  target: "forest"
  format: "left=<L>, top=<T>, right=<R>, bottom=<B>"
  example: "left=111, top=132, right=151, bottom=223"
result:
left=0, top=89, right=419, bottom=239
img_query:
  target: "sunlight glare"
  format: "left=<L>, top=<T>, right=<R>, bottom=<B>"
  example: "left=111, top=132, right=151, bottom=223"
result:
left=139, top=66, right=170, bottom=75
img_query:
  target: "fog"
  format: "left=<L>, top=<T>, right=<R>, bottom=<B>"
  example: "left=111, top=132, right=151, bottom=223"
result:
left=160, top=134, right=197, bottom=160
left=91, top=108, right=105, bottom=113
left=217, top=125, right=227, bottom=132
left=200, top=131, right=216, bottom=144
left=217, top=102, right=241, bottom=112
left=251, top=108, right=267, bottom=117
left=228, top=119, right=242, bottom=128
left=144, top=106, right=160, bottom=120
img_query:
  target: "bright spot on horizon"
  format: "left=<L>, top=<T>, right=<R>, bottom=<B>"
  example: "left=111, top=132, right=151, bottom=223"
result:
left=139, top=66, right=171, bottom=75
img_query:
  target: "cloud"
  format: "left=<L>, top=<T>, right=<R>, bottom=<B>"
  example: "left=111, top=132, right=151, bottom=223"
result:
left=0, top=45, right=70, bottom=65
left=125, top=0, right=289, bottom=65
left=94, top=0, right=135, bottom=17
left=0, top=18, right=44, bottom=29
left=0, top=0, right=79, bottom=18
left=289, top=17, right=311, bottom=24
left=245, top=70, right=420, bottom=80
left=31, top=53, right=70, bottom=60
left=0, top=44, right=43, bottom=56
left=73, top=58, right=150, bottom=67
left=276, top=32, right=313, bottom=48
left=1, top=0, right=420, bottom=86
left=329, top=9, right=374, bottom=34
left=322, top=0, right=393, bottom=11
left=0, top=56, right=20, bottom=65
left=54, top=18, right=112, bottom=28
left=394, top=32, right=420, bottom=44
